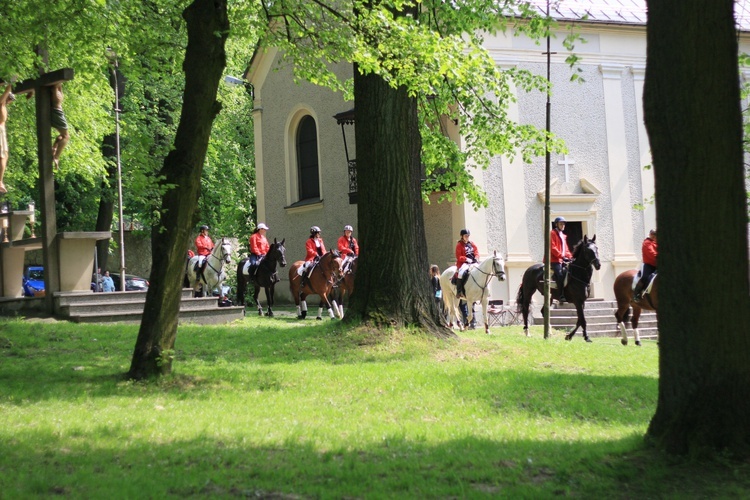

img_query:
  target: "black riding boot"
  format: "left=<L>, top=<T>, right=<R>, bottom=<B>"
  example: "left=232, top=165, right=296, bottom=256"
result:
left=633, top=281, right=643, bottom=302
left=300, top=273, right=308, bottom=289
left=557, top=279, right=566, bottom=303
left=456, top=276, right=466, bottom=299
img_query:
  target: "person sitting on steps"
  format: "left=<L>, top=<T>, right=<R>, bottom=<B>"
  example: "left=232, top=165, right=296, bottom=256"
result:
left=550, top=216, right=572, bottom=303
left=300, top=226, right=326, bottom=289
left=453, top=228, right=479, bottom=299
left=634, top=229, right=657, bottom=302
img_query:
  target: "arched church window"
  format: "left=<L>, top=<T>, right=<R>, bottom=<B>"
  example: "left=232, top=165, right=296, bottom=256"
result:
left=296, top=115, right=320, bottom=201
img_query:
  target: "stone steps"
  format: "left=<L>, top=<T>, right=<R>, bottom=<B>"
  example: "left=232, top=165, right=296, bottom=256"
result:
left=532, top=299, right=658, bottom=339
left=53, top=289, right=245, bottom=324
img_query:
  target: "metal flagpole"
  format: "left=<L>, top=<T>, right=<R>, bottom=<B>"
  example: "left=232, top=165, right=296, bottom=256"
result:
left=543, top=0, right=552, bottom=339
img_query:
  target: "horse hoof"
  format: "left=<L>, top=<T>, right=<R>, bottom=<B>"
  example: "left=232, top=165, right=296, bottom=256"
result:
left=585, top=338, right=593, bottom=343
left=316, top=317, right=322, bottom=320
left=635, top=341, right=641, bottom=347
left=257, top=311, right=263, bottom=316
left=621, top=339, right=627, bottom=346
left=267, top=311, right=274, bottom=317
left=564, top=335, right=572, bottom=341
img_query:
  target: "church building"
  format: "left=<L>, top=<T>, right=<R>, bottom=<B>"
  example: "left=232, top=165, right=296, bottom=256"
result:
left=245, top=1, right=750, bottom=304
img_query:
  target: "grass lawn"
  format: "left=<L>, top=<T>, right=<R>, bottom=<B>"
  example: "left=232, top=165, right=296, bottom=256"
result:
left=1, top=313, right=748, bottom=498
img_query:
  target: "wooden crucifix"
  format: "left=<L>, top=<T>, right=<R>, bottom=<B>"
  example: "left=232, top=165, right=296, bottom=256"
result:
left=13, top=67, right=74, bottom=312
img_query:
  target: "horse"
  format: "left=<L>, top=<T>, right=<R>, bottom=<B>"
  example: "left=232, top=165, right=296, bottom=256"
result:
left=331, top=256, right=357, bottom=319
left=236, top=238, right=287, bottom=317
left=288, top=250, right=345, bottom=320
left=184, top=237, right=232, bottom=298
left=438, top=251, right=507, bottom=334
left=516, top=235, right=601, bottom=342
left=613, top=269, right=659, bottom=346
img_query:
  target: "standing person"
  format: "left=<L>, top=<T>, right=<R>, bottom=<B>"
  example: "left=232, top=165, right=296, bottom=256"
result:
left=194, top=225, right=214, bottom=276
left=453, top=228, right=479, bottom=299
left=101, top=271, right=115, bottom=292
left=430, top=264, right=445, bottom=320
left=634, top=229, right=658, bottom=302
left=550, top=216, right=572, bottom=303
left=337, top=224, right=359, bottom=273
left=299, top=226, right=326, bottom=287
left=51, top=83, right=69, bottom=169
left=0, top=82, right=15, bottom=194
left=248, top=223, right=270, bottom=277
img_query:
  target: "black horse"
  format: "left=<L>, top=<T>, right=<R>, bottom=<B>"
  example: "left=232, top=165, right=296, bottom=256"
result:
left=516, top=235, right=601, bottom=342
left=236, top=238, right=286, bottom=316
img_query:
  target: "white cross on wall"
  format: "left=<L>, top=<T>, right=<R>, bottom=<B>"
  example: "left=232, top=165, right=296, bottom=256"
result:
left=558, top=154, right=575, bottom=182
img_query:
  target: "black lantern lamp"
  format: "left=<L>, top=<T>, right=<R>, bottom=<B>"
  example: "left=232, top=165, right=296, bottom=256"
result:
left=333, top=108, right=357, bottom=204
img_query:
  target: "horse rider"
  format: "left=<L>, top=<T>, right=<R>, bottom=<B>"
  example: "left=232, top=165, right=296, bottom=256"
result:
left=194, top=225, right=214, bottom=278
left=337, top=224, right=359, bottom=272
left=634, top=229, right=657, bottom=302
left=550, top=216, right=572, bottom=303
left=453, top=228, right=479, bottom=299
left=299, top=226, right=326, bottom=288
left=248, top=222, right=271, bottom=279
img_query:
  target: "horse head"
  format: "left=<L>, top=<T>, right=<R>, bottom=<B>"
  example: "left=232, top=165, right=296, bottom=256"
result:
left=218, top=237, right=232, bottom=264
left=492, top=250, right=506, bottom=281
left=271, top=238, right=287, bottom=267
left=575, top=235, right=601, bottom=270
left=326, top=250, right=345, bottom=281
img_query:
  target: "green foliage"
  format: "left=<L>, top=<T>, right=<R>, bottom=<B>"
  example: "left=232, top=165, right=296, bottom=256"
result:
left=0, top=0, right=258, bottom=236
left=1, top=317, right=749, bottom=497
left=256, top=0, right=576, bottom=209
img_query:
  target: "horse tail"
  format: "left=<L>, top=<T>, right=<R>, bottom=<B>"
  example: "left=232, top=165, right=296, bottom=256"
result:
left=515, top=284, right=525, bottom=314
left=236, top=259, right=247, bottom=305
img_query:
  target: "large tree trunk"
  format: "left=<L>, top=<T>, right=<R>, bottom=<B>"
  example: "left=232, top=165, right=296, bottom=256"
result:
left=644, top=0, right=750, bottom=457
left=128, top=0, right=228, bottom=380
left=347, top=66, right=448, bottom=336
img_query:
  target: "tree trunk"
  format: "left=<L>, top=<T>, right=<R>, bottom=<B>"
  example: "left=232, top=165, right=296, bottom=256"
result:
left=644, top=0, right=750, bottom=457
left=347, top=66, right=449, bottom=336
left=127, top=0, right=228, bottom=380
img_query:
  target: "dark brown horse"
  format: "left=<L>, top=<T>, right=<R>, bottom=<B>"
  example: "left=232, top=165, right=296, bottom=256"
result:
left=289, top=251, right=344, bottom=320
left=516, top=235, right=601, bottom=342
left=613, top=269, right=658, bottom=346
left=236, top=238, right=286, bottom=317
left=331, top=256, right=357, bottom=318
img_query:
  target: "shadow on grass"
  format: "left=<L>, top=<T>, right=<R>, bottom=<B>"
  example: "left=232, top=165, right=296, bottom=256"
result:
left=2, top=429, right=748, bottom=498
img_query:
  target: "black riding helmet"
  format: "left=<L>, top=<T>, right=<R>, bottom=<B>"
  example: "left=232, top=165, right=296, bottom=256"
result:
left=460, top=228, right=470, bottom=236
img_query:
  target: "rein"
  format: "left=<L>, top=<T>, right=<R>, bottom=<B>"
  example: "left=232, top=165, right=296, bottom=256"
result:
left=468, top=258, right=504, bottom=295
left=567, top=246, right=598, bottom=286
left=202, top=241, right=230, bottom=284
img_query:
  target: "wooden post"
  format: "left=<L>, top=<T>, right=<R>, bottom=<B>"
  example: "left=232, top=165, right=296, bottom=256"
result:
left=14, top=68, right=74, bottom=313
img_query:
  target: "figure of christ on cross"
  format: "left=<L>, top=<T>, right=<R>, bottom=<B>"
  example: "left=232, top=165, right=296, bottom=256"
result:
left=24, top=82, right=70, bottom=169
left=0, top=82, right=16, bottom=194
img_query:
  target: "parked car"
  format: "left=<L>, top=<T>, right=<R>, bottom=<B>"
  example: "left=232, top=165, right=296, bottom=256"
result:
left=22, top=266, right=45, bottom=297
left=109, top=273, right=150, bottom=292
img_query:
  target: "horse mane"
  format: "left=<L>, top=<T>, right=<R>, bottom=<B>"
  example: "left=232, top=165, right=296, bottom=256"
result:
left=571, top=237, right=590, bottom=259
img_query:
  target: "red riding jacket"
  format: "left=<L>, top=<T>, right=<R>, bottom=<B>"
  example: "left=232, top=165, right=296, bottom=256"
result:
left=642, top=237, right=658, bottom=267
left=337, top=235, right=359, bottom=257
left=195, top=234, right=214, bottom=256
left=305, top=237, right=326, bottom=261
left=550, top=229, right=572, bottom=263
left=455, top=240, right=479, bottom=268
left=250, top=232, right=270, bottom=256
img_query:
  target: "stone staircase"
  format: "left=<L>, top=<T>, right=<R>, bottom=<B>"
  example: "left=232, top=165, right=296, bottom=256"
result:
left=54, top=288, right=245, bottom=324
left=533, top=298, right=658, bottom=340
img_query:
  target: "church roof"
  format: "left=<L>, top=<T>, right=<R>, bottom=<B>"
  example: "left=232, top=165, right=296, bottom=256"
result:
left=525, top=0, right=750, bottom=32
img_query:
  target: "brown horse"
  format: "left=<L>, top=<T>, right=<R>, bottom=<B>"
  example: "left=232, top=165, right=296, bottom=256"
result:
left=331, top=256, right=357, bottom=318
left=613, top=269, right=658, bottom=346
left=289, top=251, right=344, bottom=320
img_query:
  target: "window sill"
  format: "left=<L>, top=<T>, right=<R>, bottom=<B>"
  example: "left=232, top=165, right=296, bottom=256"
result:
left=284, top=198, right=324, bottom=214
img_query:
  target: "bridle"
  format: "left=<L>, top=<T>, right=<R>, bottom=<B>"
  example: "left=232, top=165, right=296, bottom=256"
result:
left=568, top=241, right=600, bottom=286
left=468, top=256, right=507, bottom=295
